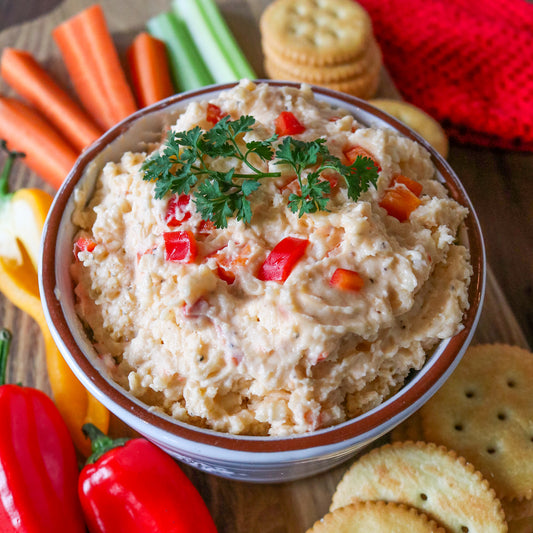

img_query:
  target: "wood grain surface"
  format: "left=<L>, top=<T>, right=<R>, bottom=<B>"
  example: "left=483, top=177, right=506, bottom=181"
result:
left=0, top=1, right=531, bottom=531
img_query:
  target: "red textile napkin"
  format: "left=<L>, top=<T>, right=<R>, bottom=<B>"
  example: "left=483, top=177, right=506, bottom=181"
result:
left=357, top=0, right=533, bottom=151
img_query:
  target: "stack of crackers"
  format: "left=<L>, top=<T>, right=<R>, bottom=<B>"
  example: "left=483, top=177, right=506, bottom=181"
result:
left=306, top=344, right=533, bottom=532
left=260, top=0, right=382, bottom=99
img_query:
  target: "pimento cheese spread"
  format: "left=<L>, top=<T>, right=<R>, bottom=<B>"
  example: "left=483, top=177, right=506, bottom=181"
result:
left=70, top=81, right=472, bottom=436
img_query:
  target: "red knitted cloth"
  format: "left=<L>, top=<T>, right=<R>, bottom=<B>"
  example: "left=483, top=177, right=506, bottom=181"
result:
left=357, top=0, right=533, bottom=151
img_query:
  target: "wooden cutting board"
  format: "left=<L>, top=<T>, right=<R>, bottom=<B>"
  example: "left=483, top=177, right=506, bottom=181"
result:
left=0, top=1, right=530, bottom=531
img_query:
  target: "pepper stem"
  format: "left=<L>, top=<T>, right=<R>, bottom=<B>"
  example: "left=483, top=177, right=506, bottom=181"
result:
left=0, top=328, right=13, bottom=387
left=0, top=139, right=25, bottom=197
left=83, top=423, right=130, bottom=464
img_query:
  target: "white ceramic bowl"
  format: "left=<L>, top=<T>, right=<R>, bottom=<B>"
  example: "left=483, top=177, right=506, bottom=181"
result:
left=40, top=81, right=485, bottom=483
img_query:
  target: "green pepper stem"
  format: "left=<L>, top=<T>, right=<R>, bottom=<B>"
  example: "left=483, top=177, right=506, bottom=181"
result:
left=0, top=139, right=25, bottom=197
left=83, top=423, right=130, bottom=464
left=0, top=328, right=13, bottom=387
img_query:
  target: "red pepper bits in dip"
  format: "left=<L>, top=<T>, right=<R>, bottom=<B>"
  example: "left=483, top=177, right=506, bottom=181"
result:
left=257, top=236, right=309, bottom=282
left=70, top=81, right=472, bottom=437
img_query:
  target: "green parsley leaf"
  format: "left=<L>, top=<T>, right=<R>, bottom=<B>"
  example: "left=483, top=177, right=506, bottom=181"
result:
left=344, top=156, right=380, bottom=201
left=288, top=172, right=331, bottom=216
left=141, top=114, right=379, bottom=227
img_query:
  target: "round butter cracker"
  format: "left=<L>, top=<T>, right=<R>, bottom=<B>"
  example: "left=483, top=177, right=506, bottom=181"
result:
left=265, top=57, right=380, bottom=99
left=419, top=344, right=533, bottom=503
left=263, top=37, right=382, bottom=83
left=331, top=441, right=507, bottom=533
left=369, top=99, right=449, bottom=158
left=260, top=0, right=373, bottom=66
left=306, top=500, right=446, bottom=532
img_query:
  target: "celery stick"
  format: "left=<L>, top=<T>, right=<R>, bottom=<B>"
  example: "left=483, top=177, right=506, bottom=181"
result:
left=173, top=0, right=236, bottom=83
left=172, top=0, right=256, bottom=82
left=196, top=0, right=256, bottom=79
left=147, top=11, right=214, bottom=92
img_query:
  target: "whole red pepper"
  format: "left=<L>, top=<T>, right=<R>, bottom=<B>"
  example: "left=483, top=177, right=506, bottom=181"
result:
left=0, top=328, right=85, bottom=533
left=79, top=424, right=218, bottom=533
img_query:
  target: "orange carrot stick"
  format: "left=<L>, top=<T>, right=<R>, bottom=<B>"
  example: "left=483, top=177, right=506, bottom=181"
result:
left=127, top=32, right=175, bottom=108
left=53, top=13, right=111, bottom=131
left=52, top=4, right=137, bottom=130
left=0, top=48, right=103, bottom=152
left=0, top=97, right=78, bottom=189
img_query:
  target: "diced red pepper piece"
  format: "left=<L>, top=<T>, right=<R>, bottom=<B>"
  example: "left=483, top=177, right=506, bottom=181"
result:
left=216, top=264, right=236, bottom=285
left=163, top=230, right=197, bottom=263
left=257, top=237, right=309, bottom=282
left=320, top=170, right=339, bottom=190
left=278, top=172, right=338, bottom=196
left=343, top=145, right=382, bottom=172
left=330, top=268, right=364, bottom=292
left=136, top=245, right=157, bottom=263
left=197, top=219, right=216, bottom=235
left=213, top=244, right=252, bottom=284
left=379, top=187, right=422, bottom=222
left=206, top=103, right=224, bottom=124
left=275, top=111, right=306, bottom=136
left=165, top=194, right=191, bottom=227
left=390, top=174, right=423, bottom=197
left=76, top=237, right=96, bottom=252
left=73, top=237, right=96, bottom=258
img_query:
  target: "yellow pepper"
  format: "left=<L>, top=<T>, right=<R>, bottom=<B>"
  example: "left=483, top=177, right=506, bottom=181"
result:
left=0, top=140, right=109, bottom=456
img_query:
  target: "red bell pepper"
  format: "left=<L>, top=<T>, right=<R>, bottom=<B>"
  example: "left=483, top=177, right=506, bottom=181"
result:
left=0, top=328, right=85, bottom=533
left=206, top=103, right=224, bottom=125
left=390, top=174, right=423, bottom=197
left=257, top=236, right=309, bottom=282
left=197, top=218, right=216, bottom=235
left=379, top=187, right=421, bottom=222
left=74, top=236, right=97, bottom=257
left=343, top=144, right=382, bottom=172
left=78, top=424, right=218, bottom=533
left=330, top=268, right=364, bottom=292
left=163, top=230, right=197, bottom=262
left=166, top=194, right=192, bottom=227
left=379, top=174, right=423, bottom=222
left=217, top=263, right=236, bottom=284
left=275, top=111, right=306, bottom=136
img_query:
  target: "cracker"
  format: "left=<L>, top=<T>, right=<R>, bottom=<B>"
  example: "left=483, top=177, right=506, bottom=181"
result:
left=419, top=344, right=533, bottom=502
left=331, top=441, right=507, bottom=533
left=306, top=500, right=446, bottom=532
left=260, top=0, right=373, bottom=66
left=263, top=37, right=382, bottom=83
left=369, top=99, right=449, bottom=157
left=265, top=58, right=380, bottom=99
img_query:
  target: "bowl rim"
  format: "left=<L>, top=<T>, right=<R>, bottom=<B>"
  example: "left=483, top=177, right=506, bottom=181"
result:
left=40, top=80, right=485, bottom=453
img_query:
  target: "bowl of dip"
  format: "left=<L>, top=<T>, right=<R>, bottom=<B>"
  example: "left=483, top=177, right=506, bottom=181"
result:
left=40, top=80, right=485, bottom=482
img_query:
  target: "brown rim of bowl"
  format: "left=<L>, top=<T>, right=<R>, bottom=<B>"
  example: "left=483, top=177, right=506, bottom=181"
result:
left=41, top=80, right=485, bottom=453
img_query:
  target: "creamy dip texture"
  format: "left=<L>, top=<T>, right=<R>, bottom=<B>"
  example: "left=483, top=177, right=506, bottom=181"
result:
left=71, top=80, right=472, bottom=436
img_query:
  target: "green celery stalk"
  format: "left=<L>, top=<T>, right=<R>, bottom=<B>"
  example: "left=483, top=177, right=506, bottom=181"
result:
left=172, top=0, right=256, bottom=82
left=173, top=0, right=235, bottom=83
left=146, top=11, right=214, bottom=92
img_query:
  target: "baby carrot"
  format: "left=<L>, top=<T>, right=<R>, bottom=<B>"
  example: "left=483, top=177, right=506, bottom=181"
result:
left=0, top=48, right=103, bottom=151
left=53, top=4, right=137, bottom=130
left=0, top=97, right=78, bottom=189
left=127, top=32, right=175, bottom=108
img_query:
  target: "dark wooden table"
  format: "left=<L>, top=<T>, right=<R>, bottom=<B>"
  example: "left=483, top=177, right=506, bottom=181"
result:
left=0, top=1, right=532, bottom=531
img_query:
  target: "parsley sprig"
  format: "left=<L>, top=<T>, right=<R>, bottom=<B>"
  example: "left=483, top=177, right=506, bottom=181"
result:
left=142, top=115, right=379, bottom=228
